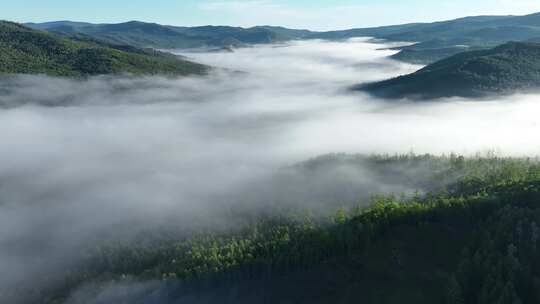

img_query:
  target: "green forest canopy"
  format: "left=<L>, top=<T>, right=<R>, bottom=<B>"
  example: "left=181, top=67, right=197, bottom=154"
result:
left=360, top=42, right=540, bottom=99
left=8, top=153, right=540, bottom=304
left=0, top=21, right=209, bottom=77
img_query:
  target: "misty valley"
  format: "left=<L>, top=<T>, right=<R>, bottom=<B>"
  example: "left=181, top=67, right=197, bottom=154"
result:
left=3, top=12, right=540, bottom=304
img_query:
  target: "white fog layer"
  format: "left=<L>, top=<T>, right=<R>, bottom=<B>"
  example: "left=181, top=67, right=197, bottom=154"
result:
left=1, top=38, right=540, bottom=302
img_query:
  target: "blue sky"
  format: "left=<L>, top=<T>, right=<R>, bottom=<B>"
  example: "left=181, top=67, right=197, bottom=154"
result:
left=6, top=0, right=540, bottom=30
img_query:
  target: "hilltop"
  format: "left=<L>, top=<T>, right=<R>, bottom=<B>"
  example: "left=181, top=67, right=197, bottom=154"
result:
left=311, top=12, right=540, bottom=63
left=359, top=42, right=540, bottom=99
left=0, top=21, right=208, bottom=77
left=25, top=21, right=314, bottom=49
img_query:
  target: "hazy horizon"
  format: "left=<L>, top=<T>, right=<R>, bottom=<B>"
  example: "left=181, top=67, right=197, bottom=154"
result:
left=15, top=10, right=531, bottom=31
left=8, top=0, right=540, bottom=31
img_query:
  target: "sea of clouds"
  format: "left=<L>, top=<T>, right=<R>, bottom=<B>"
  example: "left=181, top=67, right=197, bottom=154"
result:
left=1, top=38, right=540, bottom=303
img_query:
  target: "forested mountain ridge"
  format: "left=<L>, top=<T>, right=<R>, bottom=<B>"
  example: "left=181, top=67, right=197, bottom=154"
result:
left=359, top=42, right=540, bottom=99
left=25, top=21, right=314, bottom=49
left=8, top=154, right=540, bottom=304
left=0, top=21, right=209, bottom=76
left=311, top=12, right=540, bottom=64
left=27, top=12, right=540, bottom=64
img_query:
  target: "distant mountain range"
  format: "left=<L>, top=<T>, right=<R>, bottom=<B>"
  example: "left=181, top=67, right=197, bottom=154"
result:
left=311, top=13, right=540, bottom=64
left=0, top=21, right=208, bottom=77
left=359, top=42, right=540, bottom=99
left=9, top=12, right=540, bottom=98
left=26, top=12, right=540, bottom=64
left=25, top=21, right=313, bottom=50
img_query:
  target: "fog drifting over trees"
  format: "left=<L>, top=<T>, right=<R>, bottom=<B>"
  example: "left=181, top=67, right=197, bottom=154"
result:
left=2, top=38, right=540, bottom=302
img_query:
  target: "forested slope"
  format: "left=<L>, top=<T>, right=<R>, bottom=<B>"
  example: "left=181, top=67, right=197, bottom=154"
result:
left=6, top=154, right=540, bottom=304
left=360, top=42, right=540, bottom=99
left=0, top=21, right=208, bottom=76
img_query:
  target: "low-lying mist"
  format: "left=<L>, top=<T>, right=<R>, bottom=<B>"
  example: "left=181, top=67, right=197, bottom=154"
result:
left=1, top=38, right=540, bottom=303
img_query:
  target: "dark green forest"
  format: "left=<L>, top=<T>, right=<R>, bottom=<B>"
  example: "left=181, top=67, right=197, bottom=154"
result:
left=360, top=41, right=540, bottom=99
left=0, top=21, right=208, bottom=77
left=7, top=154, right=540, bottom=304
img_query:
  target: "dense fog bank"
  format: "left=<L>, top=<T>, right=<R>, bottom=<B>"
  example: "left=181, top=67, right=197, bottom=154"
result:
left=1, top=38, right=540, bottom=302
